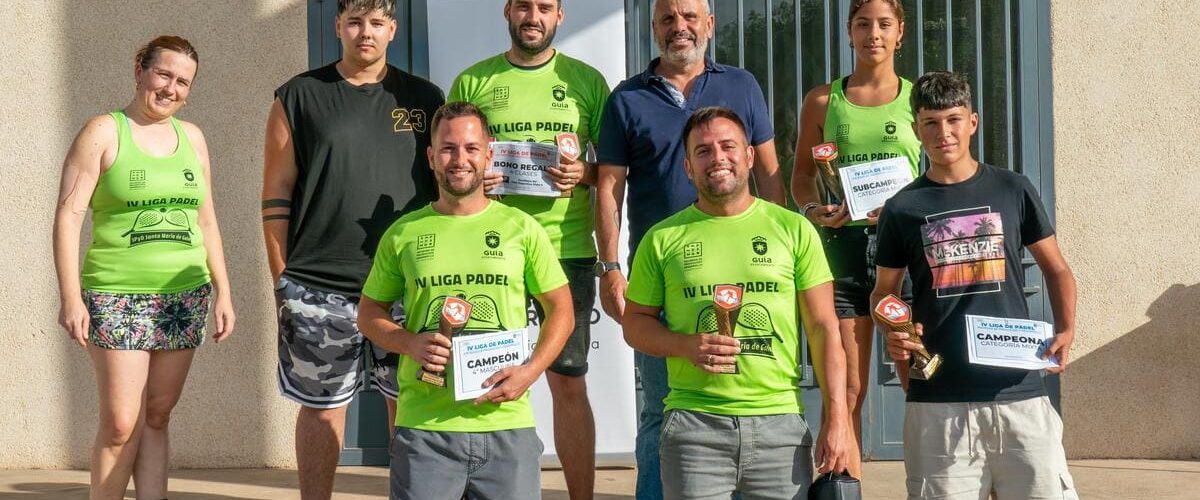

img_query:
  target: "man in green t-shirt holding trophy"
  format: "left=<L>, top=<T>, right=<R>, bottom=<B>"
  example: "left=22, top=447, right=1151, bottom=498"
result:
left=624, top=107, right=856, bottom=498
left=358, top=102, right=574, bottom=499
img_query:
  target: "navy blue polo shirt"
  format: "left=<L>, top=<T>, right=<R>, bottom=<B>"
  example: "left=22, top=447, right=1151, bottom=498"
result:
left=597, top=58, right=773, bottom=257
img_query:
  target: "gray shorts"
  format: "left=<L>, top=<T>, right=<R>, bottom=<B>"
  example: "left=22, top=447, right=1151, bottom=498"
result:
left=660, top=409, right=814, bottom=499
left=530, top=257, right=596, bottom=377
left=904, top=396, right=1079, bottom=499
left=275, top=276, right=403, bottom=408
left=389, top=427, right=543, bottom=500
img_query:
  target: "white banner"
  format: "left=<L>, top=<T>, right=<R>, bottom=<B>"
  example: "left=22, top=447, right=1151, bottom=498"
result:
left=428, top=0, right=635, bottom=465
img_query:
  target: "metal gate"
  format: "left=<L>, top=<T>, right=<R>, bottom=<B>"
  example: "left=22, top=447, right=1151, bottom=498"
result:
left=625, top=0, right=1056, bottom=460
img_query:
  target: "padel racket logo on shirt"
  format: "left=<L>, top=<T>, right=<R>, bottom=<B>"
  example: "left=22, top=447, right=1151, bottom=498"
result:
left=122, top=208, right=193, bottom=246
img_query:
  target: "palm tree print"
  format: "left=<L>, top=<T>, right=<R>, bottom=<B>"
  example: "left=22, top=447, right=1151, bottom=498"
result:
left=974, top=216, right=997, bottom=236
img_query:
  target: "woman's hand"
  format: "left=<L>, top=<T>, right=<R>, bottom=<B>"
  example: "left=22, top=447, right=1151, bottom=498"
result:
left=59, top=296, right=90, bottom=347
left=211, top=294, right=236, bottom=343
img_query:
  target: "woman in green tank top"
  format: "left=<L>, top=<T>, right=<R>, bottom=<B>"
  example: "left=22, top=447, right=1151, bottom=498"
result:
left=52, top=36, right=235, bottom=499
left=789, top=0, right=920, bottom=479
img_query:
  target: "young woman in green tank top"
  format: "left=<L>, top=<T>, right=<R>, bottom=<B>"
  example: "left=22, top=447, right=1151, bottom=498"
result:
left=790, top=0, right=919, bottom=479
left=52, top=36, right=235, bottom=499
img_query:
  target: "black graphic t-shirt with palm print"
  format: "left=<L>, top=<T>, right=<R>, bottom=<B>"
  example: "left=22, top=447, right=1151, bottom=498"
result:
left=876, top=164, right=1055, bottom=402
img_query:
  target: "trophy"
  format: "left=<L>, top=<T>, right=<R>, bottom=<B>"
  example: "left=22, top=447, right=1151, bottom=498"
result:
left=873, top=294, right=941, bottom=380
left=811, top=142, right=843, bottom=205
left=711, top=284, right=744, bottom=374
left=556, top=132, right=581, bottom=198
left=417, top=296, right=471, bottom=387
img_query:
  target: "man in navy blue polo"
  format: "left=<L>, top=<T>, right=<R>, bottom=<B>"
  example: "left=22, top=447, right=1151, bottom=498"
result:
left=593, top=0, right=783, bottom=497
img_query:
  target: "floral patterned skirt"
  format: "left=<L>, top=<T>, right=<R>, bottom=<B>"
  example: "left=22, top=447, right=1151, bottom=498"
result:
left=84, top=283, right=212, bottom=350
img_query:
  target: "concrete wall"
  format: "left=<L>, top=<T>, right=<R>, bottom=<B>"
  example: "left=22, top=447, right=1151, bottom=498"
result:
left=1051, top=1, right=1200, bottom=458
left=0, top=0, right=306, bottom=468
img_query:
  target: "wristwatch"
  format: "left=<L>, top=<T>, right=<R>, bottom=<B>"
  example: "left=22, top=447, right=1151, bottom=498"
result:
left=593, top=260, right=621, bottom=278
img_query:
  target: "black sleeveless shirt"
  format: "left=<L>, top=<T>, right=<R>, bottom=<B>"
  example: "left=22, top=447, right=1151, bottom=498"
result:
left=276, top=63, right=443, bottom=295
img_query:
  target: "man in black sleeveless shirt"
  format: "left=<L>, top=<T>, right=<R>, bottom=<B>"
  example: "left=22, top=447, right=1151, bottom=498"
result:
left=261, top=1, right=443, bottom=497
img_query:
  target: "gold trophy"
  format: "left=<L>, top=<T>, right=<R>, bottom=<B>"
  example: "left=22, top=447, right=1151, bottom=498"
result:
left=811, top=142, right=844, bottom=205
left=417, top=296, right=471, bottom=387
left=711, top=284, right=744, bottom=374
left=556, top=132, right=581, bottom=198
left=873, top=294, right=941, bottom=380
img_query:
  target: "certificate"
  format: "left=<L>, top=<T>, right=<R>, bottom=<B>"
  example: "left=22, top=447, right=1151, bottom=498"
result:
left=965, top=315, right=1059, bottom=370
left=452, top=328, right=530, bottom=401
left=489, top=141, right=562, bottom=197
left=839, top=157, right=914, bottom=221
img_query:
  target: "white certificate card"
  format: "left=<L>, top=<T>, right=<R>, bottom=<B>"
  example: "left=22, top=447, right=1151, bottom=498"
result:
left=489, top=141, right=561, bottom=197
left=452, top=328, right=530, bottom=401
left=965, top=315, right=1059, bottom=370
left=839, top=157, right=914, bottom=221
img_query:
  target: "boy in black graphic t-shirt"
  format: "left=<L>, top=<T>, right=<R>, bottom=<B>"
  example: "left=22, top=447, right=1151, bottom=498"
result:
left=872, top=72, right=1080, bottom=499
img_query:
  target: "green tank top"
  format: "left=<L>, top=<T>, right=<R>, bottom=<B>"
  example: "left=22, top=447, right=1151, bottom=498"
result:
left=82, top=111, right=210, bottom=293
left=823, top=76, right=922, bottom=226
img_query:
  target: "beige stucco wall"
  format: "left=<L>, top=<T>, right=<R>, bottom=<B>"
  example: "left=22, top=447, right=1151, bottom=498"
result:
left=1052, top=2, right=1200, bottom=458
left=0, top=1, right=306, bottom=467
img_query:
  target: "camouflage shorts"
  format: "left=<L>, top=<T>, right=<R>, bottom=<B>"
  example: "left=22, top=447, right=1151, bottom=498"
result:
left=275, top=276, right=403, bottom=408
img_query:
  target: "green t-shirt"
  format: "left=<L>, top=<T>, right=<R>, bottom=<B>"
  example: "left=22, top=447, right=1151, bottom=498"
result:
left=823, top=76, right=922, bottom=227
left=447, top=52, right=609, bottom=259
left=625, top=199, right=833, bottom=416
left=362, top=201, right=568, bottom=432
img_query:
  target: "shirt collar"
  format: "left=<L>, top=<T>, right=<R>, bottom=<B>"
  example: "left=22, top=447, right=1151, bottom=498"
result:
left=640, top=57, right=725, bottom=84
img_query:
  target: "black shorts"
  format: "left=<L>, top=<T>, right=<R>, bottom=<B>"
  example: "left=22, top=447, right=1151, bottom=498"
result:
left=530, top=257, right=596, bottom=377
left=821, top=226, right=912, bottom=319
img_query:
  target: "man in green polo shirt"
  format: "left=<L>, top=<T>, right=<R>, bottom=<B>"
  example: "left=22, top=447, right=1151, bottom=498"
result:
left=623, top=107, right=855, bottom=498
left=446, top=1, right=609, bottom=496
left=357, top=101, right=574, bottom=499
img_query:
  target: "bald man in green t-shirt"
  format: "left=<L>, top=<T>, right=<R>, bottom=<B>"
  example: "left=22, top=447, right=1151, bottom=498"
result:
left=446, top=1, right=609, bottom=496
left=624, top=107, right=856, bottom=498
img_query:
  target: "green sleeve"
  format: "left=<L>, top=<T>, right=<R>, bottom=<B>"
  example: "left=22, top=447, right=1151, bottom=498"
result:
left=625, top=235, right=665, bottom=307
left=524, top=219, right=568, bottom=295
left=446, top=72, right=470, bottom=104
left=362, top=229, right=406, bottom=302
left=793, top=219, right=833, bottom=291
left=587, top=72, right=610, bottom=147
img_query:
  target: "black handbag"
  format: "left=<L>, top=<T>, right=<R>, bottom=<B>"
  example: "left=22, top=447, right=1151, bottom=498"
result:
left=808, top=471, right=862, bottom=500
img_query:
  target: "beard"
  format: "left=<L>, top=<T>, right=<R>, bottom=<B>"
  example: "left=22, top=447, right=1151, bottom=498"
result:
left=694, top=163, right=747, bottom=202
left=656, top=29, right=708, bottom=66
left=437, top=168, right=484, bottom=197
left=509, top=21, right=558, bottom=56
